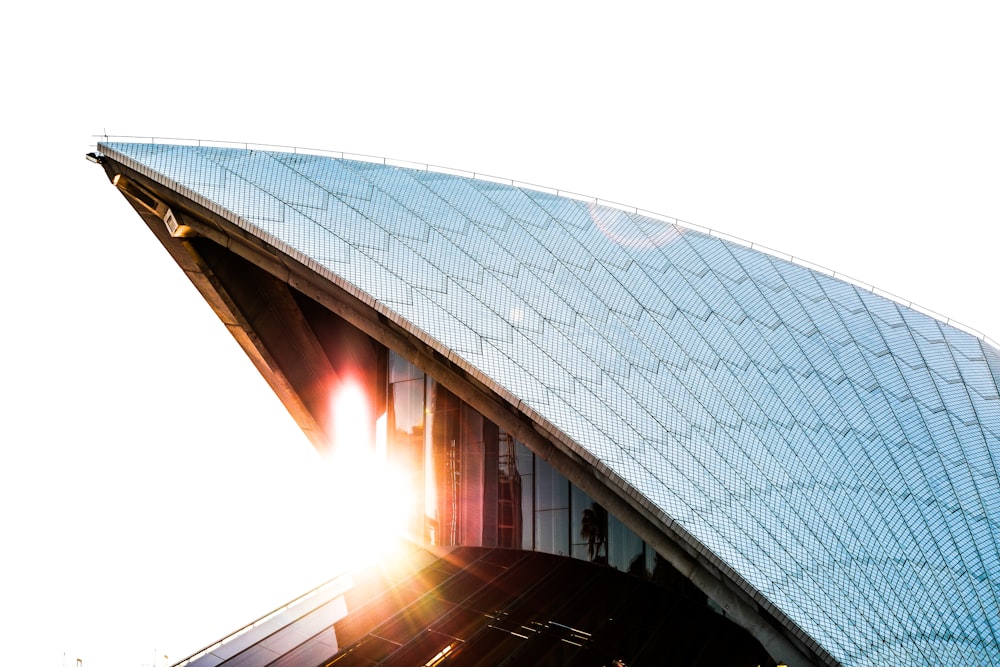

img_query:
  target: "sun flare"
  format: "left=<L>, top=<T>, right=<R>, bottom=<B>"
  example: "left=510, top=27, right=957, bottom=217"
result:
left=326, top=383, right=415, bottom=569
left=332, top=382, right=372, bottom=456
left=325, top=454, right=413, bottom=567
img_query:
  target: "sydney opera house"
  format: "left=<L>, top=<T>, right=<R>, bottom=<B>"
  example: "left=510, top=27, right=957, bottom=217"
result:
left=90, top=140, right=1000, bottom=666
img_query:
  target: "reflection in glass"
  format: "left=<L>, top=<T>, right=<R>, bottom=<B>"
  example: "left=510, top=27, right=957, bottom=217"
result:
left=571, top=486, right=608, bottom=563
left=515, top=441, right=534, bottom=550
left=535, top=456, right=569, bottom=556
left=497, top=430, right=522, bottom=548
left=390, top=379, right=424, bottom=436
left=386, top=353, right=654, bottom=572
left=387, top=354, right=425, bottom=542
left=580, top=505, right=609, bottom=563
left=426, top=378, right=460, bottom=546
left=389, top=351, right=424, bottom=383
left=608, top=513, right=645, bottom=574
left=535, top=456, right=568, bottom=511
left=536, top=509, right=570, bottom=556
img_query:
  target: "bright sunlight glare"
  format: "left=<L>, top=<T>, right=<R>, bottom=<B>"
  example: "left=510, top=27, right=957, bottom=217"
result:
left=327, top=383, right=415, bottom=569
left=333, top=382, right=372, bottom=456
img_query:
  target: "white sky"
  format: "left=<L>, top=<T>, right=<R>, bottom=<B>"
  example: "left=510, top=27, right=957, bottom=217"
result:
left=2, top=2, right=998, bottom=666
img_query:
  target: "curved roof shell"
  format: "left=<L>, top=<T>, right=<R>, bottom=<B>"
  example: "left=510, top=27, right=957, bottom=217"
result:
left=96, top=142, right=1000, bottom=666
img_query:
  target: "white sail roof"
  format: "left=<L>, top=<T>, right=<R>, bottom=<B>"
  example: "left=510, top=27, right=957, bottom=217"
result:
left=99, top=141, right=1000, bottom=665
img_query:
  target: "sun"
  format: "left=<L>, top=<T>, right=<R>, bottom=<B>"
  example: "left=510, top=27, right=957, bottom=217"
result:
left=325, top=382, right=416, bottom=569
left=324, top=454, right=413, bottom=567
left=332, top=381, right=372, bottom=458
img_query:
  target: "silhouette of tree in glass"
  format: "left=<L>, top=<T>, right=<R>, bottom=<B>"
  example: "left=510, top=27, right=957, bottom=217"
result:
left=580, top=503, right=608, bottom=563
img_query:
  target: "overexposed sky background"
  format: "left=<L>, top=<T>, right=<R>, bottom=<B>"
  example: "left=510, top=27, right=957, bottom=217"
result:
left=2, top=2, right=998, bottom=666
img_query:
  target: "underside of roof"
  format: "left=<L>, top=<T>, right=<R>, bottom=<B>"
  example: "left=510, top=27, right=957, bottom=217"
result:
left=92, top=141, right=1000, bottom=666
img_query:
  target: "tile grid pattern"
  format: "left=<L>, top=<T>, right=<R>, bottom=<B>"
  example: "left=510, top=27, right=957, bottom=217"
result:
left=101, top=143, right=1000, bottom=666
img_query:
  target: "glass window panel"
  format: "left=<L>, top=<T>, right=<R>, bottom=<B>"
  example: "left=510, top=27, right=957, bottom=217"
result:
left=515, top=442, right=535, bottom=550
left=389, top=350, right=424, bottom=383
left=570, top=486, right=607, bottom=564
left=390, top=379, right=424, bottom=436
left=535, top=509, right=569, bottom=557
left=534, top=456, right=568, bottom=511
left=606, top=513, right=646, bottom=574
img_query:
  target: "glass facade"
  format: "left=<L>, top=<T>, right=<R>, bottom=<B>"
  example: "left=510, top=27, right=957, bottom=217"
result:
left=97, top=141, right=1000, bottom=666
left=386, top=351, right=654, bottom=573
